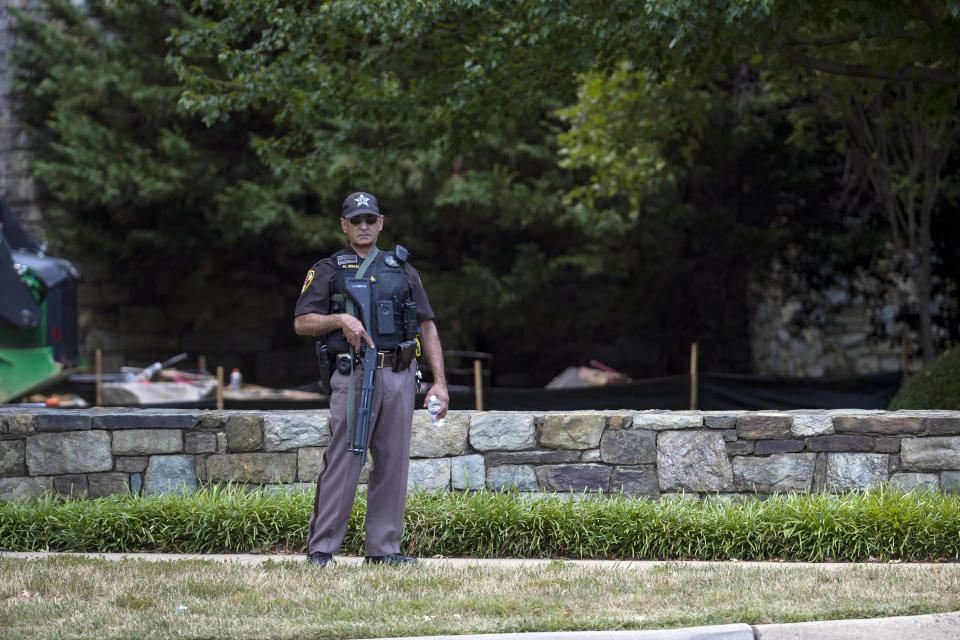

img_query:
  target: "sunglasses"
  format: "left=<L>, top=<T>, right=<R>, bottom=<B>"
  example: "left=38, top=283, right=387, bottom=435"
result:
left=348, top=215, right=380, bottom=225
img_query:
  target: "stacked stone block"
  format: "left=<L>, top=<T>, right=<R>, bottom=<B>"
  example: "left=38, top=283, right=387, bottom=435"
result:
left=1, top=408, right=959, bottom=500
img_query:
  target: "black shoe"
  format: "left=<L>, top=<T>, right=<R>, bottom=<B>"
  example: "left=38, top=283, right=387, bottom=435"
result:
left=307, top=551, right=335, bottom=567
left=364, top=553, right=418, bottom=566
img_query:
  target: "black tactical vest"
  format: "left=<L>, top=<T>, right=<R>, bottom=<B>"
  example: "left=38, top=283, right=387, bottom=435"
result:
left=323, top=247, right=417, bottom=353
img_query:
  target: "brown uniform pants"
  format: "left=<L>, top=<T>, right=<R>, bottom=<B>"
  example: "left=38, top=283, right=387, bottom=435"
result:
left=306, top=363, right=416, bottom=556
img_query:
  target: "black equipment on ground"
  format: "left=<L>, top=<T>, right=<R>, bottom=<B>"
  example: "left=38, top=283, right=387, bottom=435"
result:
left=1, top=196, right=83, bottom=401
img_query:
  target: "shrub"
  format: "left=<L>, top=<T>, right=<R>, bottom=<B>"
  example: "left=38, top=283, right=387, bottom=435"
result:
left=889, top=348, right=960, bottom=410
left=1, top=485, right=959, bottom=562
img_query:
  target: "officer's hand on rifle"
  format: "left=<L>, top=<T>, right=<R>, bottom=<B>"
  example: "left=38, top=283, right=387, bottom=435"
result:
left=340, top=314, right=375, bottom=350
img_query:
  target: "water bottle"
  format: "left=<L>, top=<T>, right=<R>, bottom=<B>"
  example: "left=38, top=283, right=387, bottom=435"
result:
left=230, top=368, right=242, bottom=391
left=427, top=395, right=444, bottom=426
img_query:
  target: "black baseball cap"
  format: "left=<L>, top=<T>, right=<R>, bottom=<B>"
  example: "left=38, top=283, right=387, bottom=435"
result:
left=342, top=191, right=381, bottom=218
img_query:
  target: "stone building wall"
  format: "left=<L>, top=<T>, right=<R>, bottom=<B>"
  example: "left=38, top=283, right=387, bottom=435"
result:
left=750, top=275, right=923, bottom=378
left=1, top=408, right=958, bottom=501
left=0, top=1, right=43, bottom=239
left=74, top=266, right=306, bottom=386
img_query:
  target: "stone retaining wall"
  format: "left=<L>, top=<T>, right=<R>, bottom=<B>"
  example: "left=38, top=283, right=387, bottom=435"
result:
left=1, top=408, right=959, bottom=500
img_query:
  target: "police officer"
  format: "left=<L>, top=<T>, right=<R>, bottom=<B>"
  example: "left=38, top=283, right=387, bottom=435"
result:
left=294, top=191, right=449, bottom=566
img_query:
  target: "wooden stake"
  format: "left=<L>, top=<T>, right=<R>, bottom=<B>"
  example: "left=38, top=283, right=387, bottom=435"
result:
left=198, top=355, right=207, bottom=374
left=216, top=366, right=224, bottom=410
left=473, top=359, right=484, bottom=412
left=689, top=342, right=699, bottom=410
left=901, top=329, right=909, bottom=382
left=95, top=349, right=103, bottom=407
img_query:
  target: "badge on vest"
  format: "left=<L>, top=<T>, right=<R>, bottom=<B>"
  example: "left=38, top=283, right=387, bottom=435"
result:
left=337, top=254, right=359, bottom=266
left=385, top=254, right=400, bottom=268
left=300, top=270, right=315, bottom=295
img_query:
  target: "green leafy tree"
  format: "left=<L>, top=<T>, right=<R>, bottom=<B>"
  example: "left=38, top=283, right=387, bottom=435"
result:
left=19, top=0, right=954, bottom=384
left=11, top=0, right=321, bottom=303
left=554, top=0, right=960, bottom=361
left=167, top=0, right=620, bottom=379
left=167, top=0, right=918, bottom=379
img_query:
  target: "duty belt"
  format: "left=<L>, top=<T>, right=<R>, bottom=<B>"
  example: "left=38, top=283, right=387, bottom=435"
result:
left=338, top=350, right=399, bottom=369
left=375, top=350, right=397, bottom=369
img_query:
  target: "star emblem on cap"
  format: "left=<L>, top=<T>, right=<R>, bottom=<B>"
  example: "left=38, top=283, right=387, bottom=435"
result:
left=354, top=194, right=370, bottom=207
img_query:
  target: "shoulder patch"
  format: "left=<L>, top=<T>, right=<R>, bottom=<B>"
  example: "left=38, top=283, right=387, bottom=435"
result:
left=384, top=254, right=400, bottom=268
left=337, top=254, right=359, bottom=266
left=300, top=270, right=315, bottom=295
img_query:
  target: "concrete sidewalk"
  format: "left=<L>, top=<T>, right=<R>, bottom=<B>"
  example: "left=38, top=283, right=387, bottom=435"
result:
left=3, top=552, right=959, bottom=640
left=353, top=613, right=960, bottom=640
left=753, top=611, right=960, bottom=639
left=359, top=628, right=754, bottom=640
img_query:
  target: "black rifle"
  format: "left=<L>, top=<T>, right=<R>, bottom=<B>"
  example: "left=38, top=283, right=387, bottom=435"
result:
left=344, top=277, right=377, bottom=466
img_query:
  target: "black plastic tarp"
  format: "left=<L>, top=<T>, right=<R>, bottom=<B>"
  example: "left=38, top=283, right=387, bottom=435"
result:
left=446, top=372, right=902, bottom=411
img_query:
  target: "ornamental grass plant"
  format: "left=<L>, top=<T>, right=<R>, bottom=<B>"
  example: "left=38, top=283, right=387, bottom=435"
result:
left=1, top=485, right=958, bottom=562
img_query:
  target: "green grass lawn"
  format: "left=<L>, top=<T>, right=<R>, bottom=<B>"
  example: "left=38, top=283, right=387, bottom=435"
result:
left=1, top=556, right=959, bottom=639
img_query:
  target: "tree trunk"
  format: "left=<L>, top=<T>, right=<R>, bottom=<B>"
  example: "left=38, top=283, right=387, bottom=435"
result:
left=917, top=224, right=935, bottom=362
left=845, top=85, right=956, bottom=366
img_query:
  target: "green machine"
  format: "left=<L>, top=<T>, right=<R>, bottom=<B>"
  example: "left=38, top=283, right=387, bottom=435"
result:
left=0, top=196, right=83, bottom=402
